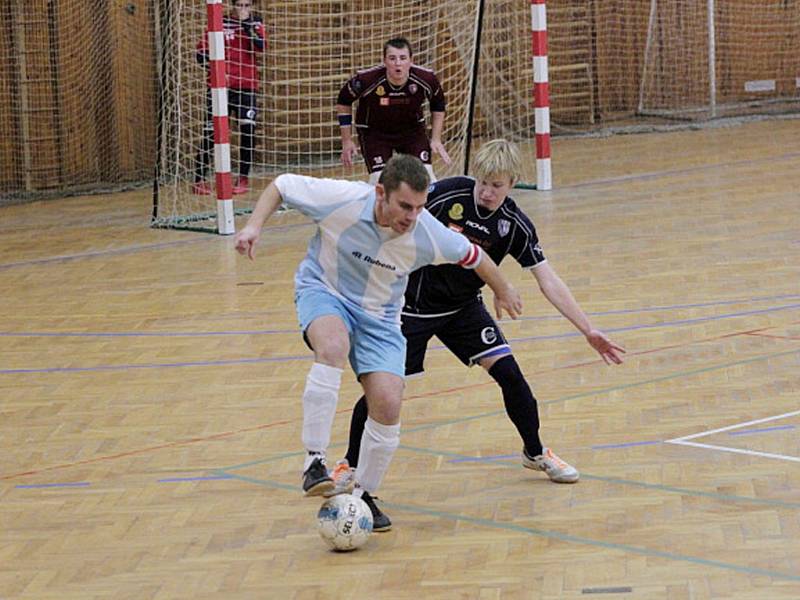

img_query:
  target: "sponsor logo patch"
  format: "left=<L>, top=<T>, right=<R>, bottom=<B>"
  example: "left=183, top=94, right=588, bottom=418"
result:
left=448, top=203, right=464, bottom=220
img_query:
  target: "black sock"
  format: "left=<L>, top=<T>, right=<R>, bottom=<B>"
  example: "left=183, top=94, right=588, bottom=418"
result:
left=488, top=355, right=544, bottom=457
left=239, top=122, right=255, bottom=178
left=345, top=395, right=369, bottom=468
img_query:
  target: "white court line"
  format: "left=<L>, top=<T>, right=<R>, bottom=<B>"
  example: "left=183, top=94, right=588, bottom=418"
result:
left=668, top=441, right=800, bottom=463
left=665, top=409, right=800, bottom=463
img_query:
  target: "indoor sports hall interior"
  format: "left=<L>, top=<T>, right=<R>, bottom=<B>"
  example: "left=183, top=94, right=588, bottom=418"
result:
left=1, top=2, right=798, bottom=598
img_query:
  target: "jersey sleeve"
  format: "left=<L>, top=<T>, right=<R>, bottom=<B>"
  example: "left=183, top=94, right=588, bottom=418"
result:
left=337, top=73, right=361, bottom=105
left=507, top=206, right=547, bottom=269
left=274, top=174, right=370, bottom=222
left=429, top=73, right=446, bottom=112
left=416, top=210, right=474, bottom=266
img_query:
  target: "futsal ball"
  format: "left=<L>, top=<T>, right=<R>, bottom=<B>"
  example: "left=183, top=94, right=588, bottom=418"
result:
left=317, top=493, right=373, bottom=551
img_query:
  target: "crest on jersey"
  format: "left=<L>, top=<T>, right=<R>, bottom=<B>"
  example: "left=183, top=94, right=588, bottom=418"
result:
left=498, top=219, right=511, bottom=237
left=376, top=85, right=386, bottom=96
left=448, top=203, right=464, bottom=220
left=409, top=83, right=418, bottom=94
left=419, top=150, right=429, bottom=162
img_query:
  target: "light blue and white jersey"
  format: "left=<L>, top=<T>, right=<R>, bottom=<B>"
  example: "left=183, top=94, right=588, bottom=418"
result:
left=276, top=174, right=477, bottom=322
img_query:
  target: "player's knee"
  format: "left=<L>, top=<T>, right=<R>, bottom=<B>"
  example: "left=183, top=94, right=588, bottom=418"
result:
left=487, top=354, right=528, bottom=390
left=314, top=344, right=348, bottom=368
left=364, top=390, right=402, bottom=425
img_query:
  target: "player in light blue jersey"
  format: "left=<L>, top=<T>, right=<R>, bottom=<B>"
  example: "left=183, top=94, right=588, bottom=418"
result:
left=234, top=154, right=522, bottom=524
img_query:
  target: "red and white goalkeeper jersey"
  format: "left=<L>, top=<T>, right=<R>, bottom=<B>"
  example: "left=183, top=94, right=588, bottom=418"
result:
left=197, top=16, right=266, bottom=91
left=337, top=65, right=446, bottom=135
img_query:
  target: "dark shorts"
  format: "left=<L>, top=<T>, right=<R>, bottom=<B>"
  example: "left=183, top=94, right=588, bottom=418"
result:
left=401, top=300, right=511, bottom=376
left=204, top=89, right=259, bottom=127
left=358, top=128, right=432, bottom=173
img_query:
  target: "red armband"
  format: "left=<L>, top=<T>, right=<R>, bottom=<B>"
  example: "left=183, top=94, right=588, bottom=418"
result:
left=458, top=244, right=482, bottom=269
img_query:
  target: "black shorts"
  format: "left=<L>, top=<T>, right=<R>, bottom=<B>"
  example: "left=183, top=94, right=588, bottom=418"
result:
left=358, top=128, right=431, bottom=173
left=204, top=89, right=259, bottom=125
left=401, top=300, right=510, bottom=376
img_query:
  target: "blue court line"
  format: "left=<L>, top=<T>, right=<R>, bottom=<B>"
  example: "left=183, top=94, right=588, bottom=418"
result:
left=507, top=302, right=800, bottom=344
left=591, top=440, right=662, bottom=450
left=728, top=425, right=796, bottom=436
left=3, top=293, right=799, bottom=339
left=2, top=303, right=798, bottom=375
left=215, top=470, right=800, bottom=582
left=448, top=454, right=518, bottom=463
left=0, top=221, right=313, bottom=272
left=157, top=474, right=234, bottom=483
left=504, top=292, right=800, bottom=323
left=0, top=329, right=298, bottom=338
left=0, top=237, right=210, bottom=271
left=0, top=355, right=310, bottom=375
left=15, top=482, right=90, bottom=489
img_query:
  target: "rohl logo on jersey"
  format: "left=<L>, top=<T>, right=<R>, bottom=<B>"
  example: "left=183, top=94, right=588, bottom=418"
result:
left=498, top=219, right=511, bottom=237
left=448, top=203, right=464, bottom=220
left=466, top=220, right=491, bottom=235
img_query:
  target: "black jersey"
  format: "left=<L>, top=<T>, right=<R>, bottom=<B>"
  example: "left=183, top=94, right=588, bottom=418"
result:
left=403, top=176, right=546, bottom=315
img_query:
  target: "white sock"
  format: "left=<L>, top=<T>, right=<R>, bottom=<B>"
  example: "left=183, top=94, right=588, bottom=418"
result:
left=301, top=362, right=343, bottom=470
left=354, top=417, right=400, bottom=493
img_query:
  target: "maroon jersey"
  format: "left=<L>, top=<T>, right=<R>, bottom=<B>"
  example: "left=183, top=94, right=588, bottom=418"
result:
left=337, top=65, right=446, bottom=135
left=197, top=16, right=266, bottom=91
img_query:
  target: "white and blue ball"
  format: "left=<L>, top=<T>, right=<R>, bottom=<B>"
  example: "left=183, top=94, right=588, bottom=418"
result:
left=317, top=493, right=373, bottom=551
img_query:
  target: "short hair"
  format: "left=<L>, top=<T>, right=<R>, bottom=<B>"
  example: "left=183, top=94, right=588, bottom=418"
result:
left=472, top=139, right=522, bottom=184
left=384, top=37, right=413, bottom=58
left=378, top=154, right=430, bottom=195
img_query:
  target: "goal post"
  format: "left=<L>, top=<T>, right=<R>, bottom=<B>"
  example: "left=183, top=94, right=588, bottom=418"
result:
left=638, top=0, right=800, bottom=121
left=151, top=0, right=550, bottom=233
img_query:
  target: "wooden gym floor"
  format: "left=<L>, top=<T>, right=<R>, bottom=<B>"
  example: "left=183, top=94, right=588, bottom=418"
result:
left=1, top=118, right=799, bottom=599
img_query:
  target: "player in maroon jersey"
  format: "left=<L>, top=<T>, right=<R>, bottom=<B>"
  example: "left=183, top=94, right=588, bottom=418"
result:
left=336, top=37, right=452, bottom=185
left=193, top=0, right=266, bottom=196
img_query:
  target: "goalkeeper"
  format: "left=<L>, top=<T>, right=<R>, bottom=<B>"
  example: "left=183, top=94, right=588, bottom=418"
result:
left=193, top=0, right=266, bottom=196
left=336, top=37, right=451, bottom=185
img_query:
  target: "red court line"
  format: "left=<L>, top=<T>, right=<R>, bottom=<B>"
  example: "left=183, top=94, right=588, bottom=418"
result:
left=744, top=332, right=800, bottom=341
left=2, top=324, right=792, bottom=481
left=1, top=419, right=293, bottom=481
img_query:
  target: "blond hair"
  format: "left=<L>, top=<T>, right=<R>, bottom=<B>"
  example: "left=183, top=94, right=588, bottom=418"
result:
left=472, top=139, right=522, bottom=184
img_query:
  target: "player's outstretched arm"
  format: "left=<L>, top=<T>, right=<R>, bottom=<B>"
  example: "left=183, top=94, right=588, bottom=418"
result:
left=531, top=262, right=625, bottom=364
left=473, top=250, right=522, bottom=319
left=234, top=180, right=284, bottom=260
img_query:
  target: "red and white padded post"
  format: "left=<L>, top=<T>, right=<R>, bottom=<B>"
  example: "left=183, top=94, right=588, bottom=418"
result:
left=207, top=0, right=235, bottom=234
left=530, top=0, right=552, bottom=191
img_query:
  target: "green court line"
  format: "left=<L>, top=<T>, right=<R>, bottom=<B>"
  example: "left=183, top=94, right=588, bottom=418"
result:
left=215, top=470, right=800, bottom=583
left=399, top=445, right=800, bottom=511
left=218, top=346, right=800, bottom=508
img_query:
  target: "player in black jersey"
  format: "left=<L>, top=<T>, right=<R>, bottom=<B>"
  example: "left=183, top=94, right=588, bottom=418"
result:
left=328, top=140, right=625, bottom=530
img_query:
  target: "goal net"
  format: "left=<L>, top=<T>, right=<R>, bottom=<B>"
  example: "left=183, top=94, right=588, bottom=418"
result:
left=152, top=0, right=546, bottom=232
left=0, top=0, right=156, bottom=203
